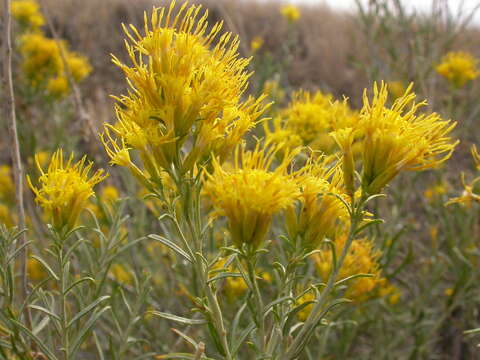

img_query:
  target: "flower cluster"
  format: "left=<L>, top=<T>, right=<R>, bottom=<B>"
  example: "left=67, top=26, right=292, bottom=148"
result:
left=332, top=82, right=458, bottom=195
left=281, top=4, right=301, bottom=23
left=203, top=144, right=300, bottom=250
left=265, top=90, right=358, bottom=154
left=11, top=0, right=45, bottom=30
left=314, top=235, right=390, bottom=302
left=436, top=51, right=479, bottom=88
left=101, top=1, right=268, bottom=184
left=27, top=149, right=107, bottom=232
left=19, top=32, right=92, bottom=98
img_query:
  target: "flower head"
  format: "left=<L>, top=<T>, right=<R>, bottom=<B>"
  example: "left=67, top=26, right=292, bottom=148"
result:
left=436, top=51, right=479, bottom=88
left=203, top=143, right=300, bottom=250
left=27, top=149, right=107, bottom=232
left=286, top=157, right=349, bottom=248
left=18, top=32, right=91, bottom=97
left=103, top=1, right=268, bottom=178
left=265, top=90, right=358, bottom=154
left=12, top=0, right=45, bottom=29
left=281, top=4, right=301, bottom=23
left=314, top=235, right=384, bottom=302
left=334, top=82, right=458, bottom=195
left=250, top=36, right=264, bottom=52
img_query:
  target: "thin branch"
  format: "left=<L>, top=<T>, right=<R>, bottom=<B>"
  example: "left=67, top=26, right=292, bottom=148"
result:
left=2, top=0, right=32, bottom=329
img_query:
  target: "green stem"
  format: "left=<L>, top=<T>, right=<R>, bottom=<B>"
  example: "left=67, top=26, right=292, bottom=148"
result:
left=175, top=174, right=233, bottom=360
left=246, top=257, right=265, bottom=354
left=281, top=205, right=362, bottom=360
left=57, top=242, right=69, bottom=360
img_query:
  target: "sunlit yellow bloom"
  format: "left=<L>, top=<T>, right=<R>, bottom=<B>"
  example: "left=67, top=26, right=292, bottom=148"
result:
left=314, top=235, right=383, bottom=302
left=250, top=36, right=264, bottom=52
left=281, top=4, right=301, bottom=23
left=436, top=51, right=479, bottom=88
left=204, top=143, right=300, bottom=249
left=266, top=91, right=358, bottom=154
left=286, top=158, right=349, bottom=248
left=0, top=166, right=15, bottom=204
left=335, top=82, right=458, bottom=195
left=109, top=263, right=133, bottom=284
left=444, top=288, right=454, bottom=297
left=12, top=0, right=45, bottom=29
left=296, top=291, right=315, bottom=321
left=103, top=1, right=268, bottom=179
left=27, top=149, right=107, bottom=232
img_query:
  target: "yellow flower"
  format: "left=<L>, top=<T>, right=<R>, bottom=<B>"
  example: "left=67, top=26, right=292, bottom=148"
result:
left=296, top=291, right=315, bottom=321
left=203, top=143, right=300, bottom=249
left=19, top=32, right=91, bottom=97
left=210, top=258, right=248, bottom=301
left=109, top=263, right=133, bottom=284
left=266, top=91, right=358, bottom=154
left=65, top=52, right=92, bottom=82
left=100, top=185, right=119, bottom=203
left=46, top=76, right=69, bottom=98
left=314, top=235, right=383, bottom=302
left=445, top=288, right=454, bottom=297
left=27, top=257, right=47, bottom=282
left=0, top=204, right=15, bottom=227
left=286, top=158, right=349, bottom=249
left=12, top=0, right=45, bottom=29
left=281, top=4, right=301, bottom=23
left=27, top=149, right=107, bottom=232
left=250, top=36, right=264, bottom=52
left=336, top=82, right=458, bottom=195
left=103, top=2, right=268, bottom=178
left=436, top=51, right=479, bottom=88
left=378, top=280, right=401, bottom=305
left=0, top=165, right=15, bottom=204
left=447, top=145, right=480, bottom=207
left=423, top=183, right=447, bottom=202
left=471, top=144, right=480, bottom=171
